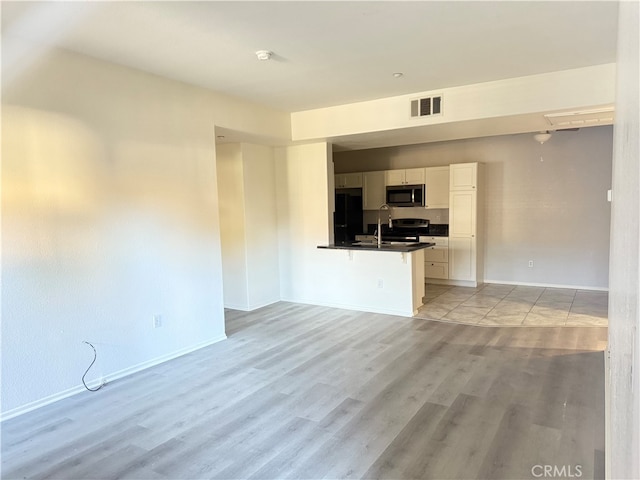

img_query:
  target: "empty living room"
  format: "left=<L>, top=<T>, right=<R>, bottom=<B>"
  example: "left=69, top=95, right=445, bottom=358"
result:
left=2, top=2, right=638, bottom=479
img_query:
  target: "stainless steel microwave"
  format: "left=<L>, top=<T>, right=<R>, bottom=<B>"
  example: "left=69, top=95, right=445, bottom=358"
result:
left=386, top=184, right=425, bottom=207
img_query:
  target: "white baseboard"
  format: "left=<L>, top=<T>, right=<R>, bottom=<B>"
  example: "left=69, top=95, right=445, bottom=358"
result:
left=425, top=278, right=479, bottom=287
left=246, top=299, right=280, bottom=311
left=224, top=302, right=250, bottom=311
left=0, top=334, right=227, bottom=422
left=224, top=298, right=280, bottom=312
left=280, top=296, right=414, bottom=318
left=483, top=279, right=609, bottom=292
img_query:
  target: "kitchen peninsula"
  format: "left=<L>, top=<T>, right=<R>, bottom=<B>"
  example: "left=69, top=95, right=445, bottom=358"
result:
left=316, top=241, right=435, bottom=317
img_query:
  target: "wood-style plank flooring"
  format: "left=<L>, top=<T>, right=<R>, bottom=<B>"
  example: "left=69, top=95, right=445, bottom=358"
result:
left=2, top=302, right=607, bottom=479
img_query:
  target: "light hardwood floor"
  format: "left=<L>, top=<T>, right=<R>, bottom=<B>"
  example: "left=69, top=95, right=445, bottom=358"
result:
left=2, top=302, right=607, bottom=479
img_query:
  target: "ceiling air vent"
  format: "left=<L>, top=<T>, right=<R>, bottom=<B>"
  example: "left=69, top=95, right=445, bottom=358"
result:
left=410, top=95, right=443, bottom=118
left=544, top=107, right=615, bottom=128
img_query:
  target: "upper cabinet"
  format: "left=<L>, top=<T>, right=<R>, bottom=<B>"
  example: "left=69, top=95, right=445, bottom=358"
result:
left=449, top=162, right=477, bottom=191
left=385, top=168, right=425, bottom=186
left=335, top=172, right=363, bottom=189
left=424, top=166, right=450, bottom=209
left=363, top=171, right=386, bottom=210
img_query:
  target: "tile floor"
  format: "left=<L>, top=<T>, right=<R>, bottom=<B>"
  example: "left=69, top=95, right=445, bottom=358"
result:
left=417, top=283, right=608, bottom=327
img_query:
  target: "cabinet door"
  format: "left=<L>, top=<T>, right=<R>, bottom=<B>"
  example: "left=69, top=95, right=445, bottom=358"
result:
left=335, top=173, right=362, bottom=189
left=425, top=166, right=450, bottom=208
left=425, top=262, right=449, bottom=279
left=450, top=163, right=477, bottom=191
left=449, top=236, right=476, bottom=281
left=343, top=172, right=363, bottom=188
left=404, top=168, right=425, bottom=185
left=424, top=245, right=448, bottom=262
left=385, top=170, right=405, bottom=186
left=363, top=171, right=386, bottom=210
left=345, top=172, right=362, bottom=188
left=449, top=191, right=476, bottom=236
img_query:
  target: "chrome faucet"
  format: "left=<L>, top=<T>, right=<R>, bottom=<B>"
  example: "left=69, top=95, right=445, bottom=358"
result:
left=377, top=203, right=392, bottom=247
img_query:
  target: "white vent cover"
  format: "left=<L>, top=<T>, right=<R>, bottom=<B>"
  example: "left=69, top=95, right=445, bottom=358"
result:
left=411, top=95, right=443, bottom=118
left=544, top=107, right=615, bottom=128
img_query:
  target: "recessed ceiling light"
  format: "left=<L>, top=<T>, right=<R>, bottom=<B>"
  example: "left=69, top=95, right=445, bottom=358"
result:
left=393, top=72, right=404, bottom=78
left=255, top=50, right=273, bottom=61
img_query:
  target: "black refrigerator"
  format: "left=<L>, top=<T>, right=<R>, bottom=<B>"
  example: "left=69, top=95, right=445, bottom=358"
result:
left=334, top=188, right=364, bottom=244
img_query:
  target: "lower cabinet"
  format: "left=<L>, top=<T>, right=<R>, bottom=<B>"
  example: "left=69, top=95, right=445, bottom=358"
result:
left=449, top=236, right=476, bottom=281
left=425, top=262, right=448, bottom=279
left=420, top=236, right=449, bottom=280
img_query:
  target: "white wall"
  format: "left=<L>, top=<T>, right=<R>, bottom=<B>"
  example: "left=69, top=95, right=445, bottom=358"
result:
left=275, top=142, right=333, bottom=302
left=292, top=64, right=615, bottom=142
left=335, top=126, right=613, bottom=290
left=608, top=1, right=640, bottom=478
left=242, top=143, right=281, bottom=309
left=216, top=143, right=280, bottom=311
left=216, top=144, right=250, bottom=309
left=1, top=48, right=289, bottom=418
left=274, top=142, right=424, bottom=316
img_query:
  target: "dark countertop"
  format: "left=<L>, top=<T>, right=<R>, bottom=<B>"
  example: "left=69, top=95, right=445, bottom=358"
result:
left=318, top=241, right=436, bottom=253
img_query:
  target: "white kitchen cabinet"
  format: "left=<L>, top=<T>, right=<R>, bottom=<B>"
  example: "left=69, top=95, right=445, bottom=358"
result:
left=405, top=168, right=426, bottom=185
left=424, top=244, right=449, bottom=262
left=363, top=171, right=386, bottom=210
left=424, top=166, right=450, bottom=208
left=385, top=168, right=425, bottom=186
left=425, top=262, right=449, bottom=280
left=448, top=162, right=482, bottom=285
left=449, top=162, right=477, bottom=191
left=420, top=236, right=449, bottom=280
left=335, top=172, right=363, bottom=189
left=449, top=191, right=476, bottom=236
left=449, top=236, right=476, bottom=281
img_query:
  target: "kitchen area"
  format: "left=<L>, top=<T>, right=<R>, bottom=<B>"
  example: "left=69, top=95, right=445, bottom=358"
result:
left=219, top=128, right=611, bottom=319
left=318, top=162, right=482, bottom=317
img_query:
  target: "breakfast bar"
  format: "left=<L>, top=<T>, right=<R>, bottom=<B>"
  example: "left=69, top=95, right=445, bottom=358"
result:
left=316, top=241, right=435, bottom=317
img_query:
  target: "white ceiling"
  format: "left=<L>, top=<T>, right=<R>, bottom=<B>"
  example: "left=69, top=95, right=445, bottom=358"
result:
left=2, top=1, right=619, bottom=115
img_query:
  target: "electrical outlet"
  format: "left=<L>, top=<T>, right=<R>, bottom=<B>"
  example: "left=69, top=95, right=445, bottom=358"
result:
left=153, top=314, right=162, bottom=328
left=377, top=279, right=384, bottom=289
left=528, top=260, right=534, bottom=268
